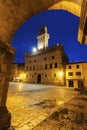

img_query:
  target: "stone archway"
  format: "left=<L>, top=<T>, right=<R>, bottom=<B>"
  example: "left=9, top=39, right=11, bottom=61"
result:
left=0, top=0, right=85, bottom=44
left=0, top=0, right=87, bottom=129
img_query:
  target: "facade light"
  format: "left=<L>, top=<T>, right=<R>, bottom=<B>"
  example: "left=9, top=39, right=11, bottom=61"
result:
left=32, top=47, right=37, bottom=52
left=58, top=71, right=64, bottom=78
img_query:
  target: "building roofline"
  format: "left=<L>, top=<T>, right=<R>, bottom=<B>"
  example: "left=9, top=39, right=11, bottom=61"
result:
left=67, top=61, right=87, bottom=65
left=25, top=43, right=64, bottom=56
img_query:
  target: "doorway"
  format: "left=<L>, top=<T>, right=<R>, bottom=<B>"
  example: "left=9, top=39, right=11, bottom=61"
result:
left=37, top=74, right=41, bottom=83
left=69, top=80, right=73, bottom=87
left=78, top=80, right=83, bottom=87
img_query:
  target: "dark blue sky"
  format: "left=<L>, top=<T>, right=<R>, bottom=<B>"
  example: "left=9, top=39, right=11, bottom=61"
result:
left=11, top=10, right=87, bottom=63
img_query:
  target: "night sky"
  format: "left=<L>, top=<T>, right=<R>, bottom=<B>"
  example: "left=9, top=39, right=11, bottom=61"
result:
left=11, top=10, right=87, bottom=63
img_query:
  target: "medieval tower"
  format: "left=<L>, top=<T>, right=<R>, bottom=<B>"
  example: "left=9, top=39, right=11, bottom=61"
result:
left=37, top=26, right=50, bottom=50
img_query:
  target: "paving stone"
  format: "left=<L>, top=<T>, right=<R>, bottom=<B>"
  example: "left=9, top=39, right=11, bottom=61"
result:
left=7, top=83, right=84, bottom=130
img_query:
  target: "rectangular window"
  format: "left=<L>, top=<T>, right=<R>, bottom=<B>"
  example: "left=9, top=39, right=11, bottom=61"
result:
left=52, top=56, right=54, bottom=59
left=55, top=63, right=57, bottom=68
left=50, top=63, right=52, bottom=68
left=45, top=74, right=47, bottom=77
left=69, top=65, right=71, bottom=69
left=45, top=64, right=47, bottom=69
left=76, top=65, right=79, bottom=68
left=76, top=72, right=81, bottom=76
left=68, top=72, right=73, bottom=76
left=69, top=80, right=73, bottom=87
left=54, top=74, right=56, bottom=77
left=44, top=57, right=46, bottom=61
left=34, top=59, right=36, bottom=62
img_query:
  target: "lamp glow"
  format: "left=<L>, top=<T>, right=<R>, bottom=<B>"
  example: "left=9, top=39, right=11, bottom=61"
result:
left=32, top=47, right=37, bottom=52
left=58, top=71, right=64, bottom=78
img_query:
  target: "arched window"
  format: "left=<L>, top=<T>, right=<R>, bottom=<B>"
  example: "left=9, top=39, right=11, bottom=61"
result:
left=45, top=64, right=47, bottom=69
left=33, top=66, right=35, bottom=70
left=50, top=63, right=52, bottom=68
left=55, top=63, right=57, bottom=68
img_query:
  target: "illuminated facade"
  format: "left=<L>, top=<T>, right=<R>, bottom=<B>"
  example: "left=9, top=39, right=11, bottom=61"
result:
left=37, top=26, right=49, bottom=50
left=66, top=62, right=87, bottom=88
left=25, top=26, right=68, bottom=85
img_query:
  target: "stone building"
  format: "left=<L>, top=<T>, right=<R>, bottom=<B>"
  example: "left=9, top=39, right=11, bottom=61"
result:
left=25, top=26, right=68, bottom=85
left=66, top=62, right=87, bottom=88
left=10, top=63, right=25, bottom=82
left=0, top=1, right=87, bottom=130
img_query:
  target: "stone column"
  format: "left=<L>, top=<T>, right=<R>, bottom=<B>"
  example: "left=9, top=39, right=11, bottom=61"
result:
left=78, top=0, right=87, bottom=44
left=0, top=40, right=15, bottom=130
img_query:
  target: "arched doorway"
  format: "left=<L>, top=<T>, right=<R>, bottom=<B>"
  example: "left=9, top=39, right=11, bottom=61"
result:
left=37, top=74, right=41, bottom=83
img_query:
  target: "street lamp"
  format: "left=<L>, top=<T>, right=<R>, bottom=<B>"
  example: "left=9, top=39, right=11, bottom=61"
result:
left=20, top=73, right=26, bottom=80
left=58, top=71, right=64, bottom=78
left=58, top=70, right=64, bottom=86
left=32, top=47, right=37, bottom=52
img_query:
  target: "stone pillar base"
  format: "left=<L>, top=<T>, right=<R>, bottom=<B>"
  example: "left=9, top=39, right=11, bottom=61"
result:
left=0, top=108, right=11, bottom=130
left=7, top=126, right=15, bottom=130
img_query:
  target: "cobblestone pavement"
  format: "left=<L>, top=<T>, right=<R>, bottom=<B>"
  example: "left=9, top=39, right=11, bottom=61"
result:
left=32, top=95, right=87, bottom=130
left=7, top=82, right=78, bottom=130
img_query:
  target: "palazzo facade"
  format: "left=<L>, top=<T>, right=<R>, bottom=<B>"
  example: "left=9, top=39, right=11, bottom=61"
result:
left=25, top=26, right=68, bottom=85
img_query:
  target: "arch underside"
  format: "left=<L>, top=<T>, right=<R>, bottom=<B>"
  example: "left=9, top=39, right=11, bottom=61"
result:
left=49, top=1, right=81, bottom=17
left=0, top=0, right=81, bottom=44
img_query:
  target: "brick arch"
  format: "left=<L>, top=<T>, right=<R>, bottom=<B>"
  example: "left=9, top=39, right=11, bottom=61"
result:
left=0, top=0, right=82, bottom=44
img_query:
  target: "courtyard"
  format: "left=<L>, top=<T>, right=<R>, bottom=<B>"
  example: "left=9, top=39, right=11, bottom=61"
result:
left=7, top=83, right=87, bottom=130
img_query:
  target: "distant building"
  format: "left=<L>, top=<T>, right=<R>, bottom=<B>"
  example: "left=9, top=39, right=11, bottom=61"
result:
left=66, top=62, right=87, bottom=88
left=25, top=26, right=68, bottom=85
left=10, top=63, right=25, bottom=82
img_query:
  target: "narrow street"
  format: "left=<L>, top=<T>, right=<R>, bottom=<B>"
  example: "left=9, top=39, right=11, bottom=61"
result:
left=7, top=82, right=77, bottom=130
